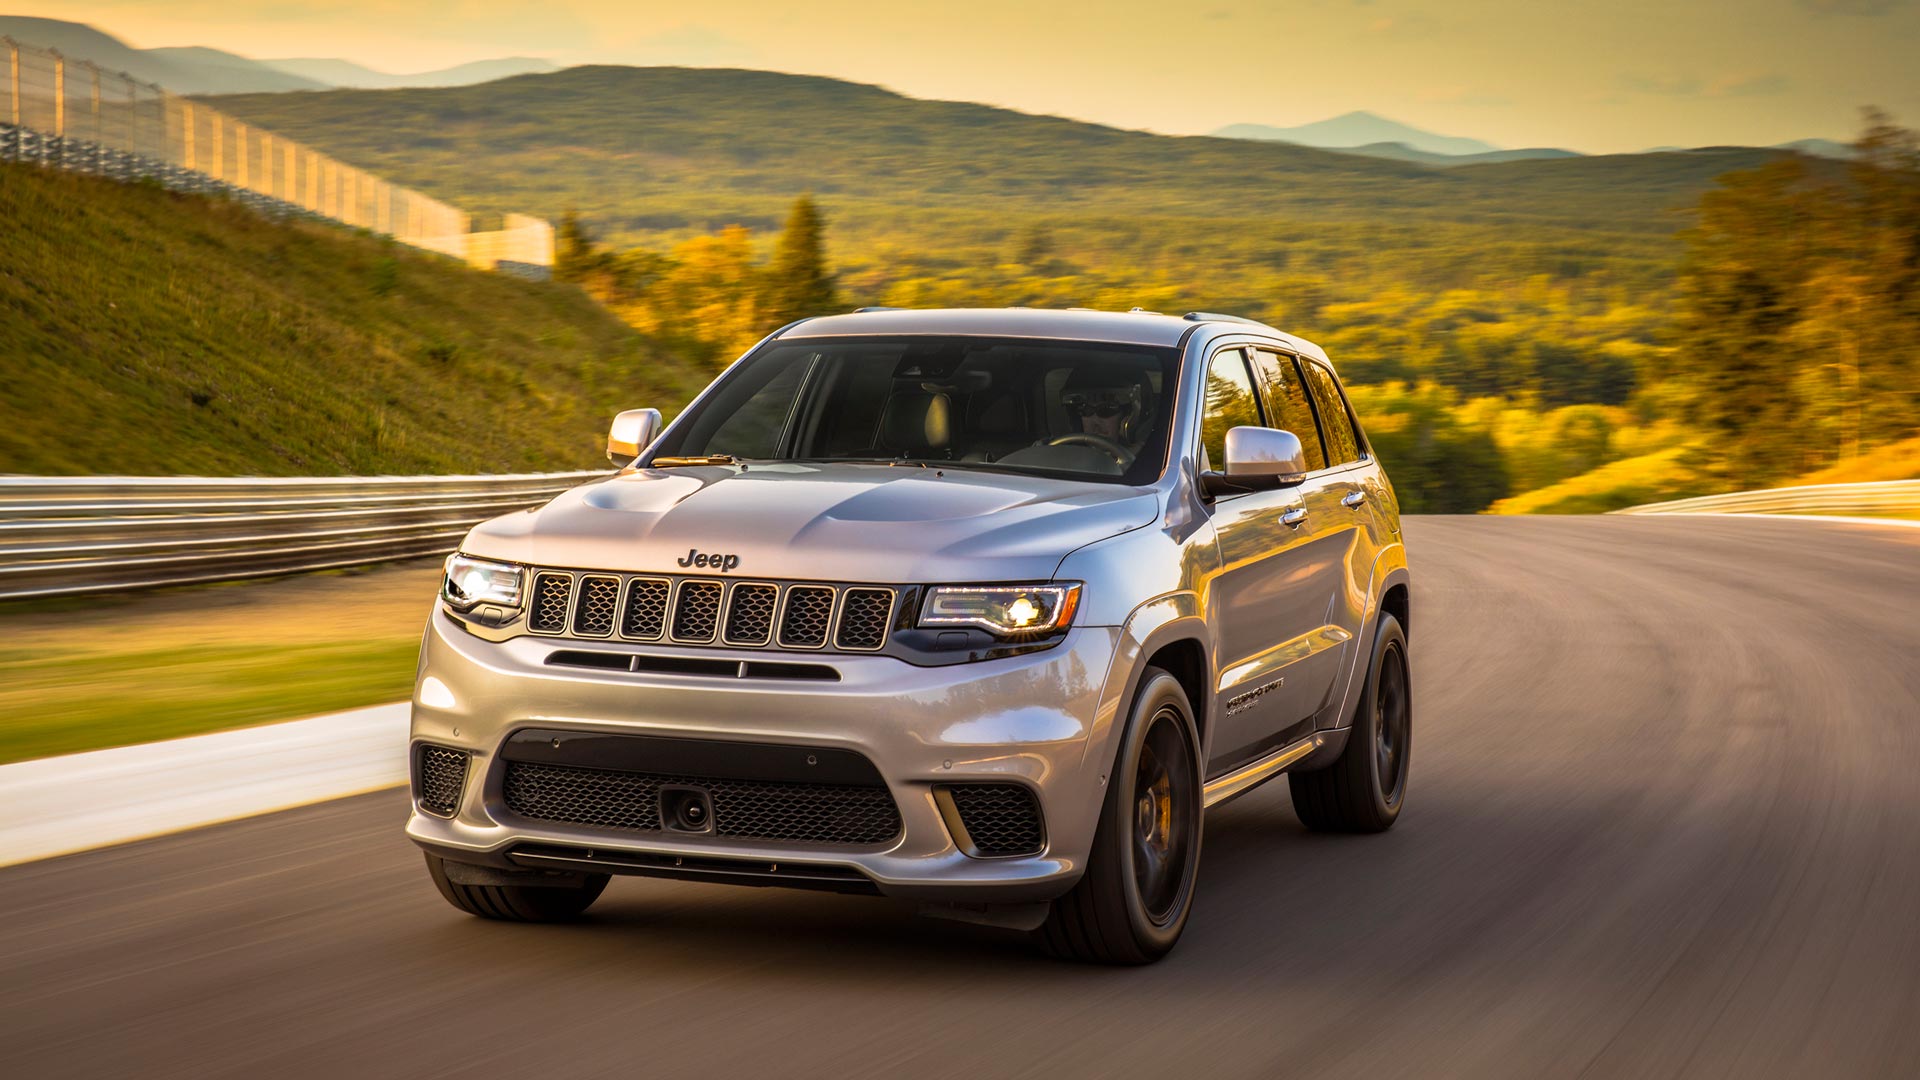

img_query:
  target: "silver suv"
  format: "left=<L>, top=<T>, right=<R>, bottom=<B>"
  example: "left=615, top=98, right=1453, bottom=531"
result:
left=411, top=308, right=1412, bottom=963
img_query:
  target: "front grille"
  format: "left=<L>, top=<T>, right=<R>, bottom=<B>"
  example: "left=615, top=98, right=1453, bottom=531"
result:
left=502, top=761, right=902, bottom=846
left=944, top=784, right=1045, bottom=857
left=416, top=745, right=470, bottom=817
left=527, top=570, right=897, bottom=654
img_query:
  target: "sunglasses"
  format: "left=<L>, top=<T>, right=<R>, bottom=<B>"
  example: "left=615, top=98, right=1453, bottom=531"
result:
left=1067, top=401, right=1128, bottom=418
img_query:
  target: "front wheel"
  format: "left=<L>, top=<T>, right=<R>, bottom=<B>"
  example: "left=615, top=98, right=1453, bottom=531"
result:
left=1289, top=611, right=1411, bottom=833
left=1039, top=667, right=1203, bottom=964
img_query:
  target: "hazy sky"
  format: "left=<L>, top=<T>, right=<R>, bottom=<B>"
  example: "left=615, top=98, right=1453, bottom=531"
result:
left=18, top=1, right=1920, bottom=152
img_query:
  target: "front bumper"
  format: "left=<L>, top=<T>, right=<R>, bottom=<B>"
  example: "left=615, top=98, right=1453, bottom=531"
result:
left=407, top=607, right=1126, bottom=903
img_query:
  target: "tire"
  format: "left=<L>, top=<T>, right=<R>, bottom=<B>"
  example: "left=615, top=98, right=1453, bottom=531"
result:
left=1289, top=612, right=1411, bottom=833
left=1039, top=667, right=1203, bottom=965
left=424, top=853, right=609, bottom=922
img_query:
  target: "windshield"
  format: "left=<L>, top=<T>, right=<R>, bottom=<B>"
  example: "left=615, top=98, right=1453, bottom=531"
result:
left=648, top=336, right=1181, bottom=484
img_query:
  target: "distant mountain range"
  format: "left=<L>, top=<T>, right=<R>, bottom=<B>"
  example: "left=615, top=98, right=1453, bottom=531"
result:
left=0, top=16, right=556, bottom=94
left=260, top=56, right=557, bottom=90
left=1214, top=109, right=1854, bottom=165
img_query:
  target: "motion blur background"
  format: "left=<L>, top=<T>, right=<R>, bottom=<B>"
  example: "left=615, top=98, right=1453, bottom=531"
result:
left=0, top=2, right=1917, bottom=1076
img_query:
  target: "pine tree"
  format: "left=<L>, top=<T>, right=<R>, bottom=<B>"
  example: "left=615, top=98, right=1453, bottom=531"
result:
left=763, top=195, right=840, bottom=327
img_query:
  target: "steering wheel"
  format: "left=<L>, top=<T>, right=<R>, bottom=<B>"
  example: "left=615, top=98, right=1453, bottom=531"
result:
left=1046, top=432, right=1135, bottom=467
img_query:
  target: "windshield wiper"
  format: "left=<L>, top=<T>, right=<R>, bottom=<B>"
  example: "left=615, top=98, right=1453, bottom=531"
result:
left=648, top=454, right=740, bottom=467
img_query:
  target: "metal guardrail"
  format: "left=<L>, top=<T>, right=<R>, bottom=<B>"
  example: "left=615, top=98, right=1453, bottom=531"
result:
left=1613, top=480, right=1920, bottom=517
left=0, top=472, right=605, bottom=601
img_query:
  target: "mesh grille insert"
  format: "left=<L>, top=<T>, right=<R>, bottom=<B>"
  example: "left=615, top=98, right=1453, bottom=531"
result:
left=780, top=585, right=835, bottom=648
left=724, top=583, right=779, bottom=646
left=621, top=577, right=670, bottom=639
left=416, top=745, right=470, bottom=817
left=672, top=580, right=724, bottom=642
left=571, top=575, right=620, bottom=637
left=946, top=784, right=1045, bottom=857
left=835, top=588, right=894, bottom=651
left=529, top=573, right=571, bottom=634
left=503, top=761, right=902, bottom=845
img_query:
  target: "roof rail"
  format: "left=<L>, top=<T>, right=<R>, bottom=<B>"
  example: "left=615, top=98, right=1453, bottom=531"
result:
left=850, top=306, right=904, bottom=313
left=1182, top=311, right=1269, bottom=327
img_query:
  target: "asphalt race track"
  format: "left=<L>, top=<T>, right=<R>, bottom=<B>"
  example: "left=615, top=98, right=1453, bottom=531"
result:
left=4, top=515, right=1917, bottom=1079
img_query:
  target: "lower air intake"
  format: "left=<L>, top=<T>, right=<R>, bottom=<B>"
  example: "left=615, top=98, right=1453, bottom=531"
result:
left=415, top=745, right=470, bottom=817
left=503, top=761, right=902, bottom=846
left=943, top=784, right=1045, bottom=857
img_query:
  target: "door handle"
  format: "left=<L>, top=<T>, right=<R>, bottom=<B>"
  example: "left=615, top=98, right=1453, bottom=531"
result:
left=1341, top=491, right=1367, bottom=509
left=1280, top=507, right=1308, bottom=528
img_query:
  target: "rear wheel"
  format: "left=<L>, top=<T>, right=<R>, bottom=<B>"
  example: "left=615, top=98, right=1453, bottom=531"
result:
left=1039, top=668, right=1202, bottom=964
left=1289, top=612, right=1410, bottom=833
left=425, top=853, right=609, bottom=922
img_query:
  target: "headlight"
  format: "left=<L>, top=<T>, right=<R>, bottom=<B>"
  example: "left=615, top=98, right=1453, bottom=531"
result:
left=441, top=553, right=525, bottom=611
left=920, top=583, right=1081, bottom=636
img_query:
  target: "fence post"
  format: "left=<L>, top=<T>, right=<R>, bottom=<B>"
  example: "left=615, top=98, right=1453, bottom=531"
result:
left=6, top=39, right=17, bottom=127
left=236, top=122, right=247, bottom=188
left=261, top=131, right=273, bottom=199
left=182, top=101, right=194, bottom=171
left=124, top=74, right=135, bottom=156
left=52, top=51, right=64, bottom=138
left=209, top=112, right=221, bottom=179
left=88, top=61, right=100, bottom=143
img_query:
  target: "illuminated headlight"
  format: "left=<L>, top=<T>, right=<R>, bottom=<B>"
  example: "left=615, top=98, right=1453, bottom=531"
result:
left=920, top=583, right=1081, bottom=637
left=441, top=553, right=524, bottom=611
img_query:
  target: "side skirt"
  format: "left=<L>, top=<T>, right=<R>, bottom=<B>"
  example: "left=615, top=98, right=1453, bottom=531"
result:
left=1201, top=733, right=1325, bottom=809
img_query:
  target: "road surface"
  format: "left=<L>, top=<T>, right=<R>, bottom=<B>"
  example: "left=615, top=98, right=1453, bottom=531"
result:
left=4, top=515, right=1917, bottom=1078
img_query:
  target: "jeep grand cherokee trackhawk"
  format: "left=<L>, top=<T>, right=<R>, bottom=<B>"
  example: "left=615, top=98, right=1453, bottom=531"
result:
left=410, top=307, right=1412, bottom=964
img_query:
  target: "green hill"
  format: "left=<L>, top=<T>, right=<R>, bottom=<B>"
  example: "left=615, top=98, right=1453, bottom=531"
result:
left=205, top=66, right=1793, bottom=250
left=0, top=163, right=703, bottom=476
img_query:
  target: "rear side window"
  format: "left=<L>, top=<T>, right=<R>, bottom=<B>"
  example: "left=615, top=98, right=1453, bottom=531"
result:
left=1302, top=361, right=1364, bottom=466
left=1248, top=349, right=1327, bottom=473
left=1199, top=348, right=1261, bottom=472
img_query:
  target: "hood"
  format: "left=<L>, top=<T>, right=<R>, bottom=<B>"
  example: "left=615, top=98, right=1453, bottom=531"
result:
left=461, top=462, right=1162, bottom=584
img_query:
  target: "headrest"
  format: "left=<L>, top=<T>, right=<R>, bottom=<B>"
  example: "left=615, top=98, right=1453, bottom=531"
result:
left=878, top=391, right=951, bottom=453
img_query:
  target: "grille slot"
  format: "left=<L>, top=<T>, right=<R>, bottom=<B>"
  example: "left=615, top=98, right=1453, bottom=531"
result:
left=503, top=761, right=902, bottom=846
left=621, top=577, right=670, bottom=640
left=942, top=784, right=1045, bottom=857
left=529, top=572, right=572, bottom=634
left=415, top=745, right=470, bottom=817
left=671, top=580, right=724, bottom=642
left=723, top=582, right=779, bottom=646
left=571, top=575, right=620, bottom=637
left=835, top=588, right=894, bottom=651
left=779, top=585, right=836, bottom=648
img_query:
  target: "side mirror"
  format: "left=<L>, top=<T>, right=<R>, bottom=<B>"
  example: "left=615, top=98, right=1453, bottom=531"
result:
left=607, top=408, right=662, bottom=467
left=1202, top=426, right=1310, bottom=497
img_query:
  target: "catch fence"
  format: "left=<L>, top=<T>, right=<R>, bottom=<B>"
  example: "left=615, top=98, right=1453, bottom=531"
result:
left=0, top=36, right=552, bottom=275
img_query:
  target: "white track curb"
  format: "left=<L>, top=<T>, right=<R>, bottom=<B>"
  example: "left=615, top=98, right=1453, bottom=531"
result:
left=0, top=702, right=409, bottom=868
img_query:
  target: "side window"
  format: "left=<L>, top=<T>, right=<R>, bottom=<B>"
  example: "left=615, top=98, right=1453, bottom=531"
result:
left=1302, top=361, right=1364, bottom=466
left=1248, top=349, right=1328, bottom=473
left=1199, top=348, right=1262, bottom=472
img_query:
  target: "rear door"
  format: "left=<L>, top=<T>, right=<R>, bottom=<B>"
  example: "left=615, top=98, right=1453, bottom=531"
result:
left=1228, top=346, right=1357, bottom=733
left=1294, top=356, right=1385, bottom=728
left=1202, top=346, right=1328, bottom=775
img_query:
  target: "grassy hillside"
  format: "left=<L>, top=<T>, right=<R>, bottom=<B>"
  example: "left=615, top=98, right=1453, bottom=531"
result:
left=0, top=163, right=705, bottom=476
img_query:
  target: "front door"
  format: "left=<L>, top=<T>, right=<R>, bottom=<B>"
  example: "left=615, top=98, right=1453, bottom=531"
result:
left=1201, top=347, right=1340, bottom=775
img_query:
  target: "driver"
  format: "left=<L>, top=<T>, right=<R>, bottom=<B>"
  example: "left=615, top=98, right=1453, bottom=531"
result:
left=1061, top=370, right=1151, bottom=449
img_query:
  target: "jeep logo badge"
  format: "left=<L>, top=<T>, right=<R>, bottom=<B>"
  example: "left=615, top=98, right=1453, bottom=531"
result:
left=677, top=548, right=740, bottom=572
